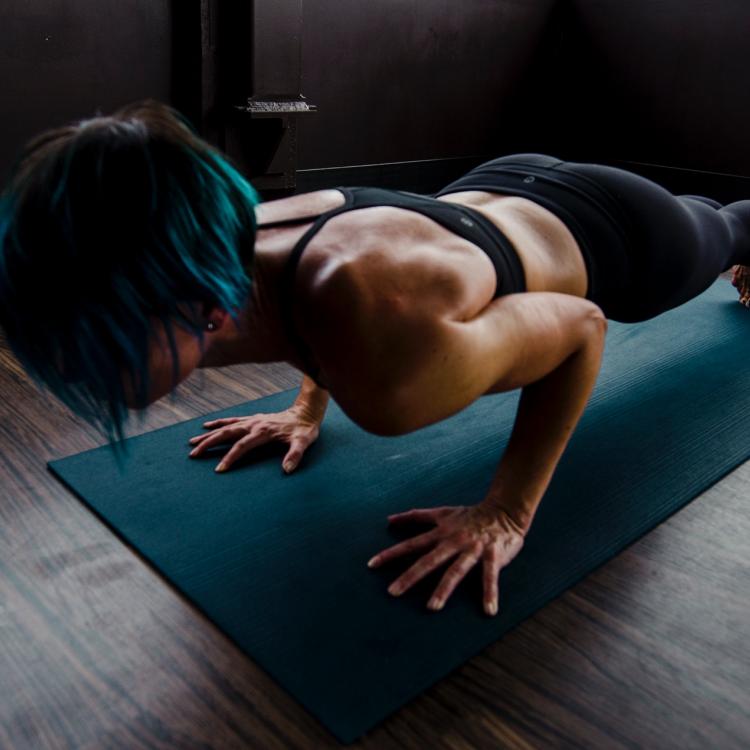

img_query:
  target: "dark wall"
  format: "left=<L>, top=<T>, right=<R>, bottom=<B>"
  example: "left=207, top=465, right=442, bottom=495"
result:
left=0, top=0, right=172, bottom=186
left=1, top=0, right=749, bottom=198
left=285, top=0, right=750, bottom=200
left=525, top=0, right=750, bottom=175
left=296, top=0, right=560, bottom=170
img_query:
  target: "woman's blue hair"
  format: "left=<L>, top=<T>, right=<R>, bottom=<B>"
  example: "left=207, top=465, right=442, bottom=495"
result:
left=0, top=99, right=261, bottom=468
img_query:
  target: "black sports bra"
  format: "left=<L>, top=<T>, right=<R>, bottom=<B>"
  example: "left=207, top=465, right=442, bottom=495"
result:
left=255, top=186, right=527, bottom=388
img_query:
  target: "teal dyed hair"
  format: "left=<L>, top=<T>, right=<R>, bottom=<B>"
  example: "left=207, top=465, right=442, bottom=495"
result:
left=0, top=99, right=261, bottom=467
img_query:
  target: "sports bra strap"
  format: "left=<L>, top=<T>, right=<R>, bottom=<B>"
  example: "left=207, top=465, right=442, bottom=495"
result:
left=256, top=215, right=322, bottom=229
left=255, top=188, right=356, bottom=230
left=270, top=188, right=358, bottom=385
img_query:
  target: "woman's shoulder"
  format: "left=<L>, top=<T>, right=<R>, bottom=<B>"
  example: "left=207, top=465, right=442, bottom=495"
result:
left=254, top=189, right=346, bottom=226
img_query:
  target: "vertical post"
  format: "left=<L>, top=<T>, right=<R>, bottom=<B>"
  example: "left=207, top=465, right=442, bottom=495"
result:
left=224, top=0, right=315, bottom=193
left=178, top=0, right=314, bottom=192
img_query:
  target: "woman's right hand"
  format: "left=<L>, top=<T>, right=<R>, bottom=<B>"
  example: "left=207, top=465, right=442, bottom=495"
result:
left=187, top=404, right=322, bottom=474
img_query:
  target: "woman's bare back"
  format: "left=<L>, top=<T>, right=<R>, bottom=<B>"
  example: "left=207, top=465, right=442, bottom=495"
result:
left=252, top=188, right=590, bottom=383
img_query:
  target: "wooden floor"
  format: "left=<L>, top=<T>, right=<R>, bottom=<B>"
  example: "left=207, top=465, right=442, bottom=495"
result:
left=1, top=271, right=748, bottom=749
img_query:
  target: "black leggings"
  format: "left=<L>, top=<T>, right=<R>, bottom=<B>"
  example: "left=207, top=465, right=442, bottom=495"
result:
left=435, top=153, right=750, bottom=322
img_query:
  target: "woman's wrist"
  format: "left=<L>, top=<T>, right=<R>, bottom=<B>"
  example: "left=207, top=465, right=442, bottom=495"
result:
left=293, top=375, right=330, bottom=423
left=480, top=493, right=535, bottom=536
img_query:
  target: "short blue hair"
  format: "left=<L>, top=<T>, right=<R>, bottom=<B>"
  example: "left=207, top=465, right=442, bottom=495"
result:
left=0, top=99, right=261, bottom=467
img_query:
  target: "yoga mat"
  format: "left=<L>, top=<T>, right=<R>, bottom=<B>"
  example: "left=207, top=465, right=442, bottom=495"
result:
left=48, top=278, right=749, bottom=743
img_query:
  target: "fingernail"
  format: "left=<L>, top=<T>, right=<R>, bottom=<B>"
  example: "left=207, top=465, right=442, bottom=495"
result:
left=428, top=597, right=443, bottom=610
left=215, top=463, right=226, bottom=472
left=388, top=583, right=401, bottom=596
left=190, top=448, right=198, bottom=456
left=487, top=601, right=498, bottom=616
left=367, top=556, right=379, bottom=568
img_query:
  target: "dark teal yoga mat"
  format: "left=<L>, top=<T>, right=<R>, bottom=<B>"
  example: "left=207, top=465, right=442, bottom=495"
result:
left=48, top=278, right=749, bottom=743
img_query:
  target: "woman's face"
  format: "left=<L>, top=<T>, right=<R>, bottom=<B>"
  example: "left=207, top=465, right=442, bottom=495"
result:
left=122, top=305, right=226, bottom=409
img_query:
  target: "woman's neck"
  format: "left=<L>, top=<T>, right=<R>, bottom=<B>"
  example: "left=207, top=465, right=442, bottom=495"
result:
left=197, top=251, right=298, bottom=369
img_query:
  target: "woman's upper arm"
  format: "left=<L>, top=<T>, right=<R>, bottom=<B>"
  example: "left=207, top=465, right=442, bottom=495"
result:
left=381, top=291, right=607, bottom=433
left=306, top=259, right=606, bottom=435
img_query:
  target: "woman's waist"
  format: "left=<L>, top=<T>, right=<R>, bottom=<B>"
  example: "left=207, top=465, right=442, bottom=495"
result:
left=437, top=162, right=634, bottom=249
left=435, top=191, right=591, bottom=297
left=439, top=166, right=633, bottom=291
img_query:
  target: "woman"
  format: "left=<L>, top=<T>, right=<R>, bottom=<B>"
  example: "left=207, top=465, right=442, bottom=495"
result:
left=1, top=99, right=748, bottom=618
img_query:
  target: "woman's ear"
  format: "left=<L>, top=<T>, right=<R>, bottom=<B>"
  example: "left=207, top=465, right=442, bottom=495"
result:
left=174, top=300, right=227, bottom=331
left=199, top=302, right=229, bottom=330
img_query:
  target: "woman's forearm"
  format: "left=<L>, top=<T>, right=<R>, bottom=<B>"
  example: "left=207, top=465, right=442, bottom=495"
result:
left=293, top=374, right=330, bottom=423
left=484, top=318, right=607, bottom=531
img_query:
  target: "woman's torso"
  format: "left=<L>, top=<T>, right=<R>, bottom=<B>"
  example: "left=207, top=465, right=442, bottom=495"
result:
left=252, top=188, right=589, bottom=381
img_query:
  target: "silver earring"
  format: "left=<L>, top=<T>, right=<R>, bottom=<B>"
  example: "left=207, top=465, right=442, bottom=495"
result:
left=206, top=321, right=217, bottom=331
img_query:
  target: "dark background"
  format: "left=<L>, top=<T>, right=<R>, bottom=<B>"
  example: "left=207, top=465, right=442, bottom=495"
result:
left=2, top=0, right=750, bottom=200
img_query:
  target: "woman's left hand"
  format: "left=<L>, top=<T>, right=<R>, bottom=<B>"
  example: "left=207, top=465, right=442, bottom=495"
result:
left=367, top=501, right=527, bottom=616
